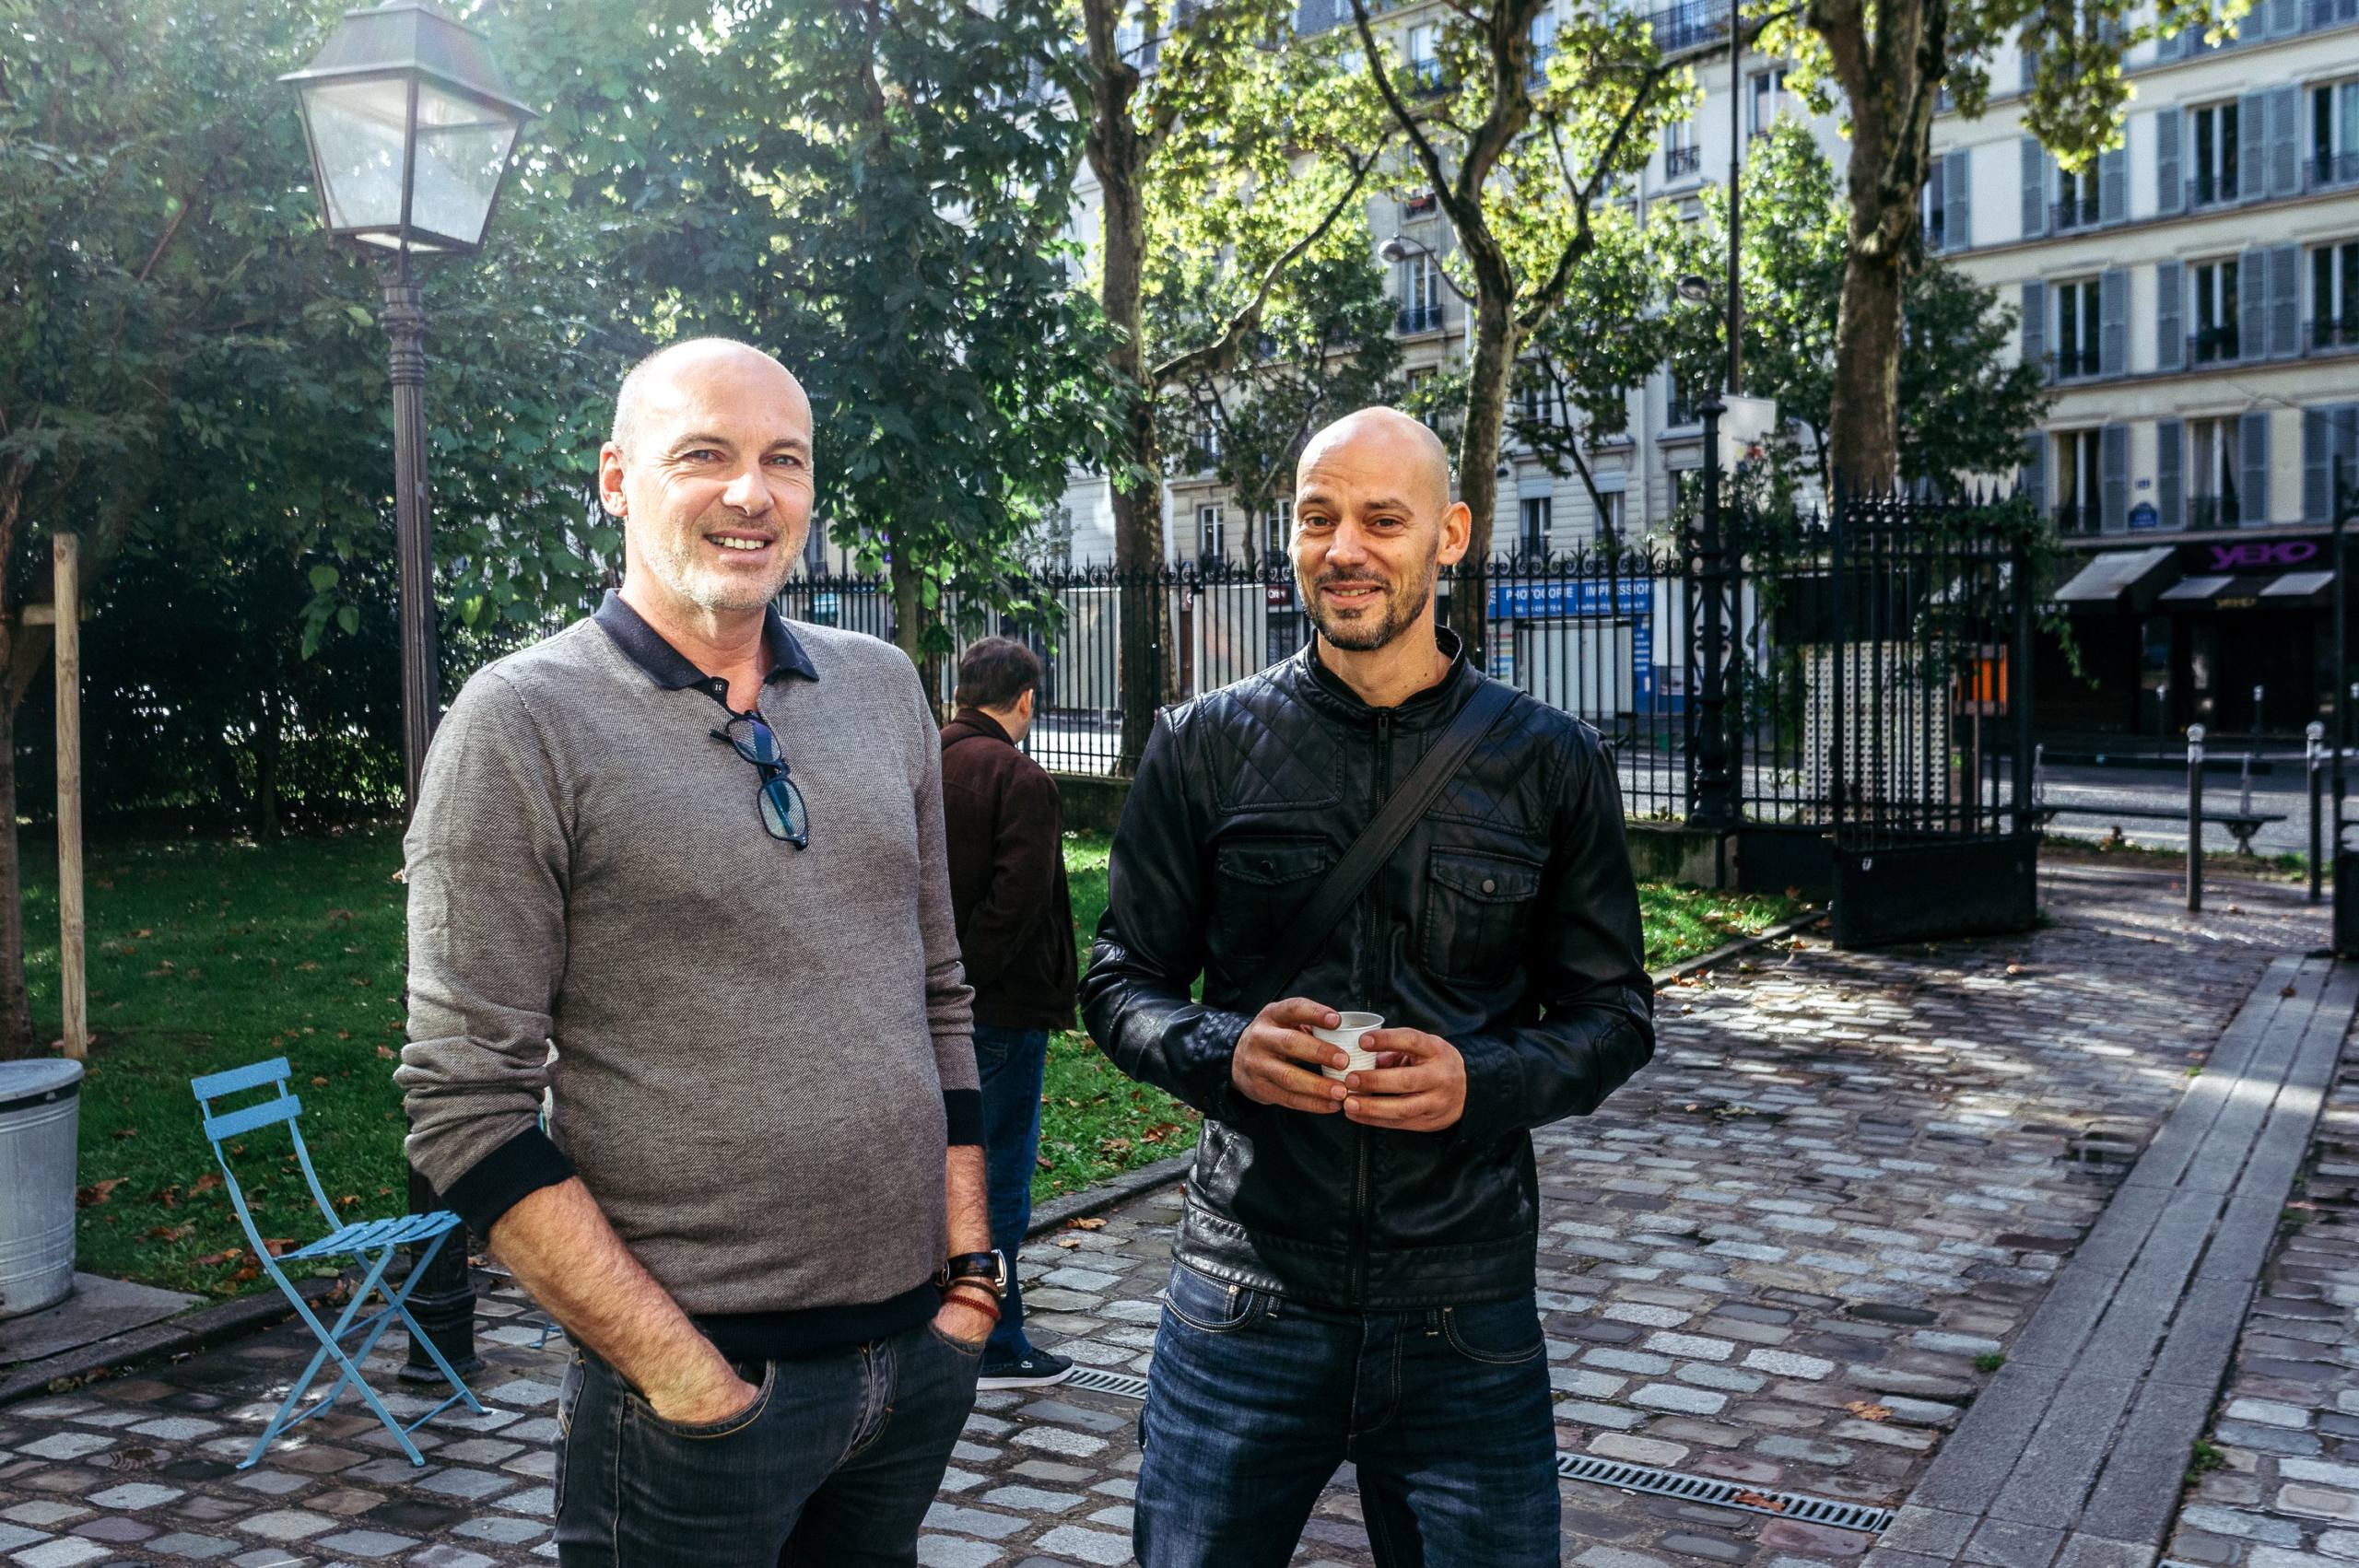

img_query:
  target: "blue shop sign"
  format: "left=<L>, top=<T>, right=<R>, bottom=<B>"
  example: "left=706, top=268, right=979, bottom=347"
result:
left=1488, top=579, right=1651, bottom=619
left=2128, top=501, right=2159, bottom=531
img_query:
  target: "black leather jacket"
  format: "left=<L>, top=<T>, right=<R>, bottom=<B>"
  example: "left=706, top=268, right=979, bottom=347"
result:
left=1080, top=629, right=1655, bottom=1311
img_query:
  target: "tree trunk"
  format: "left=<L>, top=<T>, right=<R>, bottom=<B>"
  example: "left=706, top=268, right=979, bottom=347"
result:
left=1455, top=289, right=1518, bottom=673
left=1828, top=241, right=1907, bottom=491
left=253, top=690, right=283, bottom=840
left=887, top=549, right=944, bottom=717
left=0, top=700, right=36, bottom=1059
left=1086, top=12, right=1171, bottom=773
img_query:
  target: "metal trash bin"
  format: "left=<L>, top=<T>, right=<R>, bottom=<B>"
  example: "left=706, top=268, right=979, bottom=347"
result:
left=0, top=1059, right=84, bottom=1319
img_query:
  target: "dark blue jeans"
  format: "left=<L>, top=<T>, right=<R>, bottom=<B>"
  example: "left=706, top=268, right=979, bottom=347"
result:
left=552, top=1321, right=980, bottom=1566
left=974, top=1023, right=1050, bottom=1360
left=1136, top=1261, right=1559, bottom=1568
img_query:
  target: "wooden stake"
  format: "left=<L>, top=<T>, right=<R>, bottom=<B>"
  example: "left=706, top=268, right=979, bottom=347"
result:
left=54, top=532, right=85, bottom=1061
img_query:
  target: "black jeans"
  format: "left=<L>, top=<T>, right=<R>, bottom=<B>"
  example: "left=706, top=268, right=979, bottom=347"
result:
left=553, top=1321, right=981, bottom=1566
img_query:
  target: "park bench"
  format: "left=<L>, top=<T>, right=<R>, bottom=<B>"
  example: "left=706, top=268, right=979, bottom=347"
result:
left=2031, top=801, right=2285, bottom=856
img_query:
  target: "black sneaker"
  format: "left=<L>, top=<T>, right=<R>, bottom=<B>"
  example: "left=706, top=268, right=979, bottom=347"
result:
left=977, top=1348, right=1075, bottom=1390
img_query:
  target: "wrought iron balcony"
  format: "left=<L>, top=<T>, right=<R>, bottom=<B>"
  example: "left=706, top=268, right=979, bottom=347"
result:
left=2313, top=315, right=2359, bottom=353
left=2047, top=348, right=2102, bottom=382
left=2188, top=495, right=2241, bottom=531
left=2051, top=195, right=2101, bottom=231
left=1395, top=303, right=1446, bottom=335
left=1665, top=145, right=1702, bottom=179
left=2310, top=150, right=2359, bottom=193
left=1666, top=398, right=1702, bottom=428
left=2051, top=502, right=2101, bottom=535
left=2190, top=325, right=2241, bottom=365
left=1644, top=0, right=1730, bottom=53
left=1406, top=58, right=1448, bottom=95
left=2188, top=172, right=2239, bottom=209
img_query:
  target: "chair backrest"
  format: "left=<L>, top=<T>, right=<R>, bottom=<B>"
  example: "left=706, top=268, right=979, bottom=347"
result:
left=190, top=1057, right=340, bottom=1245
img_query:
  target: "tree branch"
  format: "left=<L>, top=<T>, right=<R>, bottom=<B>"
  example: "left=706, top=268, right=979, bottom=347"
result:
left=1146, top=151, right=1379, bottom=388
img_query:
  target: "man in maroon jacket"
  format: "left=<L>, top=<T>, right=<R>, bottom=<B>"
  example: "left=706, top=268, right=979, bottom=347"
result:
left=940, top=637, right=1078, bottom=1388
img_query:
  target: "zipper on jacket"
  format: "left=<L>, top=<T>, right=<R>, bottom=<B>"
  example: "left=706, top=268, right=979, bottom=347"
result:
left=1348, top=711, right=1393, bottom=1305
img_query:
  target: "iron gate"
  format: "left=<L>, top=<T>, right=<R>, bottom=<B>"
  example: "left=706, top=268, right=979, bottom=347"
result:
left=1682, top=460, right=2042, bottom=948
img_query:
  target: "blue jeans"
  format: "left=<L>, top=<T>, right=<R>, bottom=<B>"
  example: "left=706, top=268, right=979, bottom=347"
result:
left=552, top=1321, right=980, bottom=1566
left=1136, top=1261, right=1559, bottom=1568
left=973, top=1023, right=1050, bottom=1360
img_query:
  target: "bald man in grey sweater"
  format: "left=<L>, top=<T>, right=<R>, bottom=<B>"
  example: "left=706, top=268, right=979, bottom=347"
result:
left=398, top=340, right=996, bottom=1567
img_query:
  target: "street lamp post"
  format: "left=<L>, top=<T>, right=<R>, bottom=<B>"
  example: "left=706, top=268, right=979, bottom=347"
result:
left=282, top=0, right=534, bottom=1386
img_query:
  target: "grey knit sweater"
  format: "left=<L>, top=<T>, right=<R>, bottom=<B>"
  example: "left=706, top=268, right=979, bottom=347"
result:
left=397, top=595, right=978, bottom=1352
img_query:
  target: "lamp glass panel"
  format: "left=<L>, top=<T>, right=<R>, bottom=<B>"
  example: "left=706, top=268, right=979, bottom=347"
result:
left=300, top=76, right=412, bottom=232
left=410, top=78, right=519, bottom=248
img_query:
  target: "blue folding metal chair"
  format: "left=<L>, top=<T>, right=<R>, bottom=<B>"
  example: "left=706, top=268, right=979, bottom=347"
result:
left=190, top=1057, right=485, bottom=1467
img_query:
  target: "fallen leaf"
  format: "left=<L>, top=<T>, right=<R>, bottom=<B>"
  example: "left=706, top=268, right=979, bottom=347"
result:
left=147, top=1224, right=194, bottom=1243
left=377, top=1045, right=396, bottom=1059
left=1846, top=1400, right=1893, bottom=1422
left=76, top=1177, right=128, bottom=1207
left=228, top=1264, right=262, bottom=1284
left=1067, top=1217, right=1108, bottom=1232
left=337, top=1195, right=360, bottom=1209
left=2005, top=964, right=2025, bottom=976
left=134, top=928, right=153, bottom=939
left=193, top=1248, right=243, bottom=1268
left=1732, top=1491, right=1789, bottom=1513
left=1035, top=1155, right=1052, bottom=1170
left=192, top=1172, right=223, bottom=1196
left=111, top=1126, right=138, bottom=1141
left=2283, top=984, right=2300, bottom=998
left=389, top=868, right=407, bottom=883
left=261, top=1238, right=297, bottom=1258
left=153, top=1185, right=182, bottom=1210
left=326, top=909, right=355, bottom=921
left=1055, top=1234, right=1085, bottom=1248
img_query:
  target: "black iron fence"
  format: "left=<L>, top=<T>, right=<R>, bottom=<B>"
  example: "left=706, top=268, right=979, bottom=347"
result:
left=777, top=488, right=2037, bottom=876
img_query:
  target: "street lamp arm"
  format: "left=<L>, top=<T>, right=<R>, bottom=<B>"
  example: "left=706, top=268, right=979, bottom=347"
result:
left=1379, top=234, right=1478, bottom=304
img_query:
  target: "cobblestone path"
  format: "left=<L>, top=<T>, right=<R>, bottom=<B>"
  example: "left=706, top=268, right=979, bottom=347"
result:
left=0, top=862, right=2326, bottom=1568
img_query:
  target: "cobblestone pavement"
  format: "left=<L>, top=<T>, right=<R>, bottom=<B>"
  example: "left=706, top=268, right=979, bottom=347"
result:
left=0, top=862, right=2329, bottom=1568
left=2162, top=942, right=2359, bottom=1568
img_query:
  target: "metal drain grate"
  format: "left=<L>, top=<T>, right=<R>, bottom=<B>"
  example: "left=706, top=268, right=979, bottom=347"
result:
left=1062, top=1366, right=1152, bottom=1400
left=1049, top=1369, right=1893, bottom=1534
left=1555, top=1453, right=1895, bottom=1532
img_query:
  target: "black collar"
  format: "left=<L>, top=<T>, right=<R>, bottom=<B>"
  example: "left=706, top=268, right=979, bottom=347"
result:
left=1298, top=624, right=1472, bottom=725
left=593, top=591, right=819, bottom=699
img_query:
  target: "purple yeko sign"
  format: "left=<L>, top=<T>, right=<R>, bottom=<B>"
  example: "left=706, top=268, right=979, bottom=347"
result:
left=2206, top=539, right=2322, bottom=571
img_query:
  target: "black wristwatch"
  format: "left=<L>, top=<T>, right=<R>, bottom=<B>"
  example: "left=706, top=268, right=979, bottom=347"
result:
left=936, top=1250, right=1008, bottom=1299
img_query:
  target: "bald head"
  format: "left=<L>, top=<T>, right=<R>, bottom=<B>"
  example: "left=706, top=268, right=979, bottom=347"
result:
left=611, top=337, right=810, bottom=459
left=1296, top=406, right=1454, bottom=517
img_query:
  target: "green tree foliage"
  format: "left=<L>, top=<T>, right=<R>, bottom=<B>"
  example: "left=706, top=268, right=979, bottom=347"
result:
left=494, top=0, right=1126, bottom=690
left=1349, top=0, right=1692, bottom=664
left=1758, top=0, right=2230, bottom=484
left=1080, top=0, right=1391, bottom=763
left=1158, top=242, right=1404, bottom=568
left=1507, top=205, right=1684, bottom=544
left=1661, top=123, right=2050, bottom=491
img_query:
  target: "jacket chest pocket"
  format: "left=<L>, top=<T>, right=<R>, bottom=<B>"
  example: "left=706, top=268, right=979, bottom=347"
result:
left=1423, top=848, right=1545, bottom=987
left=1214, top=837, right=1334, bottom=963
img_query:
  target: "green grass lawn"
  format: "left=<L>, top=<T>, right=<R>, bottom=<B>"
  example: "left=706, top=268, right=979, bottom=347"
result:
left=23, top=825, right=1791, bottom=1298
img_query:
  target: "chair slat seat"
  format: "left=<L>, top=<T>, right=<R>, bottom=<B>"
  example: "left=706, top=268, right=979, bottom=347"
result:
left=287, top=1211, right=463, bottom=1261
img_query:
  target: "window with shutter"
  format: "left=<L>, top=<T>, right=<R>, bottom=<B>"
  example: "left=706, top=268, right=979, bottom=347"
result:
left=2158, top=420, right=2185, bottom=530
left=2269, top=86, right=2301, bottom=197
left=2192, top=417, right=2239, bottom=527
left=2192, top=101, right=2239, bottom=206
left=2020, top=431, right=2047, bottom=512
left=2193, top=257, right=2240, bottom=363
left=2157, top=260, right=2185, bottom=372
left=2306, top=405, right=2359, bottom=521
left=2056, top=277, right=2101, bottom=380
left=2055, top=430, right=2104, bottom=532
left=1945, top=148, right=1972, bottom=249
left=2021, top=137, right=2048, bottom=238
left=2240, top=92, right=2267, bottom=204
left=2241, top=411, right=2272, bottom=524
left=2270, top=0, right=2300, bottom=37
left=2238, top=249, right=2267, bottom=362
left=2157, top=111, right=2184, bottom=216
left=2021, top=280, right=2048, bottom=379
left=2102, top=425, right=2130, bottom=532
left=2100, top=146, right=2129, bottom=224
left=1924, top=156, right=1947, bottom=249
left=2101, top=269, right=2129, bottom=377
left=2268, top=244, right=2300, bottom=357
left=2314, top=81, right=2359, bottom=193
left=2315, top=240, right=2359, bottom=352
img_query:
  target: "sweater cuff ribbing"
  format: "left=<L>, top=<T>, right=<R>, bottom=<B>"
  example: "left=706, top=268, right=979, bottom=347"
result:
left=944, top=1088, right=983, bottom=1147
left=441, top=1125, right=576, bottom=1235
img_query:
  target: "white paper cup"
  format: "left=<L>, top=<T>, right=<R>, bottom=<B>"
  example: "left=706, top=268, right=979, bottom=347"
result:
left=1313, top=1012, right=1384, bottom=1081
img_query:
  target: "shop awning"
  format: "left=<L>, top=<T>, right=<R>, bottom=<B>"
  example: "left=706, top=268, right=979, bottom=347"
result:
left=2051, top=545, right=2177, bottom=606
left=2160, top=573, right=2273, bottom=607
left=2261, top=569, right=2337, bottom=605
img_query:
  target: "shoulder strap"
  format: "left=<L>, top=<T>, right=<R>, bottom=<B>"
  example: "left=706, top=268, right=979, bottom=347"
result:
left=1239, top=677, right=1521, bottom=1010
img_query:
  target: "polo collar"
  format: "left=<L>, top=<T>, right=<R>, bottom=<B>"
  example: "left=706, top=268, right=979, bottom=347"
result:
left=594, top=591, right=819, bottom=692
